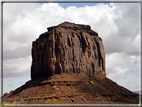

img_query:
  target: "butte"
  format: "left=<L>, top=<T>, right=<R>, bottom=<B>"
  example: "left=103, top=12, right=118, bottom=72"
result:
left=3, top=22, right=139, bottom=104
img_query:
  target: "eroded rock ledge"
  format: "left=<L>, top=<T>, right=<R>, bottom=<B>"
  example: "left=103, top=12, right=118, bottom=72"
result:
left=31, top=21, right=105, bottom=80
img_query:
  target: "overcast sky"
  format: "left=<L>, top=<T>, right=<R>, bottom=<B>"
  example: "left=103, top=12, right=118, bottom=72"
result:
left=2, top=1, right=141, bottom=95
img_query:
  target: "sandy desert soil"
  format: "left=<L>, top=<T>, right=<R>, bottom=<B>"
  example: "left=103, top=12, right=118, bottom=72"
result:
left=2, top=73, right=139, bottom=105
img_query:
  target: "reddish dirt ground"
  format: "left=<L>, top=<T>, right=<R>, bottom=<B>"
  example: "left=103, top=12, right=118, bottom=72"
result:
left=3, top=73, right=139, bottom=104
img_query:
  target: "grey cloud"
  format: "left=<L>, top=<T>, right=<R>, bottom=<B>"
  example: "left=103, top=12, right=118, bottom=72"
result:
left=3, top=69, right=30, bottom=78
left=104, top=36, right=125, bottom=54
left=102, top=3, right=140, bottom=56
left=3, top=56, right=31, bottom=78
left=3, top=45, right=31, bottom=60
left=113, top=3, right=139, bottom=39
left=126, top=51, right=140, bottom=56
left=104, top=38, right=140, bottom=56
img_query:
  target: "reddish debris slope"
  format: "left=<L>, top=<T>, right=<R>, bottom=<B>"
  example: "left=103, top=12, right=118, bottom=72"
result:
left=3, top=73, right=139, bottom=104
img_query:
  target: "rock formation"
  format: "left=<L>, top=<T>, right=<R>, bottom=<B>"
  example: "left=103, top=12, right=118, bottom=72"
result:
left=31, top=21, right=105, bottom=80
left=2, top=22, right=139, bottom=104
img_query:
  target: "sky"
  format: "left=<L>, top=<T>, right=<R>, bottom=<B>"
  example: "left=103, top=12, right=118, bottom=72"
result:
left=1, top=1, right=141, bottom=96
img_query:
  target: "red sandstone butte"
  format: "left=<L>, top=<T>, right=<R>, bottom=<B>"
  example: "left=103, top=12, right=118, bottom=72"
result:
left=31, top=21, right=105, bottom=80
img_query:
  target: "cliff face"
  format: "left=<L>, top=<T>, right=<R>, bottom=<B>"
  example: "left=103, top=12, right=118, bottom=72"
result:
left=31, top=21, right=105, bottom=80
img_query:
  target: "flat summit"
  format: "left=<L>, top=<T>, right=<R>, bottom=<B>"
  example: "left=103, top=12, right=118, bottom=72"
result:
left=3, top=22, right=139, bottom=104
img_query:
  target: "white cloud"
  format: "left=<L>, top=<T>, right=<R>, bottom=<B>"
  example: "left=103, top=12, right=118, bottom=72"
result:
left=106, top=53, right=129, bottom=73
left=3, top=2, right=140, bottom=93
left=106, top=52, right=139, bottom=78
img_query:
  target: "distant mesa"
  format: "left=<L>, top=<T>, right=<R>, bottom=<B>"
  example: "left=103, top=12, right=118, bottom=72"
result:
left=31, top=21, right=105, bottom=80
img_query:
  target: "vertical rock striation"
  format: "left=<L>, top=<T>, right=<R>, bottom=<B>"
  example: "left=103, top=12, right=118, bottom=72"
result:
left=31, top=21, right=105, bottom=80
